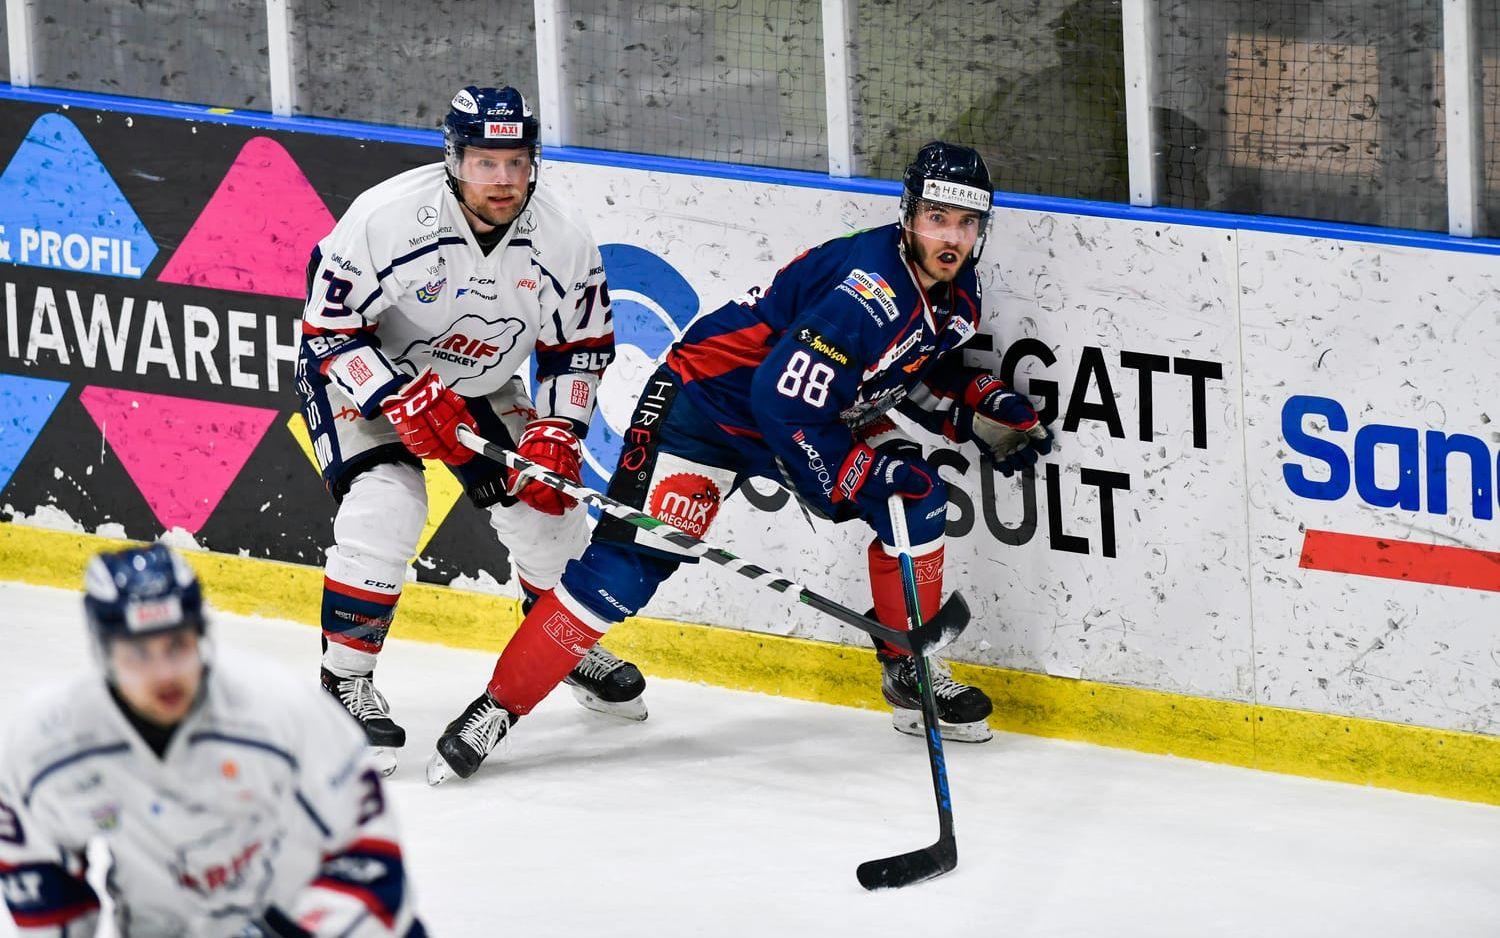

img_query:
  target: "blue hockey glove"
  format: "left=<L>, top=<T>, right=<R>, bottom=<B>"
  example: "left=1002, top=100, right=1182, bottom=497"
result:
left=831, top=442, right=934, bottom=510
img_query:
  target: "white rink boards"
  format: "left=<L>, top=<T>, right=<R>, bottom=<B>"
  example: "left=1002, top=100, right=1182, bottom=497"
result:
left=534, top=159, right=1500, bottom=737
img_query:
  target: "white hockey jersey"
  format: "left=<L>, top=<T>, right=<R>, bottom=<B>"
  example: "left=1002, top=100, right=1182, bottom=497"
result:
left=0, top=653, right=421, bottom=937
left=301, top=162, right=614, bottom=430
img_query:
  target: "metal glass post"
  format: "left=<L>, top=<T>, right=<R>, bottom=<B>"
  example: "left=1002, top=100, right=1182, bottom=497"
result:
left=821, top=0, right=854, bottom=178
left=6, top=0, right=35, bottom=88
left=535, top=0, right=570, bottom=147
left=1122, top=0, right=1159, bottom=207
left=1443, top=0, right=1483, bottom=237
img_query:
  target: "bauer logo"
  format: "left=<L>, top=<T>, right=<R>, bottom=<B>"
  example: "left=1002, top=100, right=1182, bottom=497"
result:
left=0, top=114, right=157, bottom=278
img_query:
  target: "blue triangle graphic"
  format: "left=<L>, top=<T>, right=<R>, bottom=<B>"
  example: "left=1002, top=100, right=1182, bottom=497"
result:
left=0, top=113, right=157, bottom=279
left=0, top=373, right=70, bottom=495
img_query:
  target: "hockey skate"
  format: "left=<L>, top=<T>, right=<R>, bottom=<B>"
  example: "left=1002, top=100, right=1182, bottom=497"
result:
left=564, top=643, right=648, bottom=721
left=321, top=667, right=405, bottom=776
left=878, top=651, right=993, bottom=743
left=426, top=692, right=515, bottom=785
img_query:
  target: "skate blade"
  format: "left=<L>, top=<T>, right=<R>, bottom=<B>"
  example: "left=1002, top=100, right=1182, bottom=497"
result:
left=891, top=707, right=993, bottom=743
left=567, top=683, right=648, bottom=722
left=425, top=751, right=456, bottom=787
left=373, top=747, right=398, bottom=777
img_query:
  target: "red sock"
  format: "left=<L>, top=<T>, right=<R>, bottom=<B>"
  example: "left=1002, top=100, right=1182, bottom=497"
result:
left=487, top=589, right=604, bottom=714
left=867, top=538, right=944, bottom=657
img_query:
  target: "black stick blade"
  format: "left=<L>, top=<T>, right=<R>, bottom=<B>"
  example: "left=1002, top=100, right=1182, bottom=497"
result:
left=856, top=839, right=957, bottom=891
left=907, top=592, right=971, bottom=657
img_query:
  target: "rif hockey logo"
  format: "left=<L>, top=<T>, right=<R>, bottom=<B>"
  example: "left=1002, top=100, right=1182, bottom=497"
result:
left=648, top=472, right=722, bottom=537
left=399, top=313, right=525, bottom=383
left=172, top=836, right=267, bottom=897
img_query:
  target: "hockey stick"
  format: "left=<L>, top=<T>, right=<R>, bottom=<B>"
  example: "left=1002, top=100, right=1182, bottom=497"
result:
left=456, top=426, right=969, bottom=656
left=854, top=495, right=959, bottom=890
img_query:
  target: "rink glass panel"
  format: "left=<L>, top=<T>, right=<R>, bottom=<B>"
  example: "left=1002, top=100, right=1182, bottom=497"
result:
left=559, top=0, right=828, bottom=171
left=847, top=0, right=1128, bottom=201
left=1153, top=0, right=1447, bottom=232
left=30, top=0, right=270, bottom=110
left=290, top=0, right=538, bottom=130
left=1480, top=0, right=1500, bottom=235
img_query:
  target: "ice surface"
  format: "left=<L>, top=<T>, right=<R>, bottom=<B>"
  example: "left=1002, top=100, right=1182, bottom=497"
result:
left=0, top=581, right=1496, bottom=937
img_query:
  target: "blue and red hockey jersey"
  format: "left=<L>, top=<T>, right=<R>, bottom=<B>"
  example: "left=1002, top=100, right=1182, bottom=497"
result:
left=663, top=222, right=991, bottom=514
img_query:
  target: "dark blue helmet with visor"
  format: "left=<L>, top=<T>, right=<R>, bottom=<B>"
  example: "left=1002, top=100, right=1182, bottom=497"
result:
left=84, top=544, right=206, bottom=663
left=442, top=85, right=541, bottom=202
left=900, top=141, right=995, bottom=261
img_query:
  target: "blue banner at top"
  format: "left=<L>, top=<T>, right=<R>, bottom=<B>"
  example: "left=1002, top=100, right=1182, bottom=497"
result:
left=0, top=113, right=157, bottom=278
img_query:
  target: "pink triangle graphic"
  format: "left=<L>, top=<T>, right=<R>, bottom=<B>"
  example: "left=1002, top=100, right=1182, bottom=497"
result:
left=80, top=386, right=277, bottom=534
left=157, top=136, right=336, bottom=298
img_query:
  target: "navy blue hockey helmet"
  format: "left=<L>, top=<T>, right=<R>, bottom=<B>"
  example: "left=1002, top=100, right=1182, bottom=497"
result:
left=900, top=141, right=995, bottom=260
left=84, top=544, right=205, bottom=654
left=443, top=85, right=540, bottom=186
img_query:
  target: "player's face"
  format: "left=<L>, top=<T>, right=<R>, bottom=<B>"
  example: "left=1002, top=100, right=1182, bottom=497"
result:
left=457, top=147, right=532, bottom=229
left=108, top=629, right=204, bottom=727
left=904, top=202, right=982, bottom=283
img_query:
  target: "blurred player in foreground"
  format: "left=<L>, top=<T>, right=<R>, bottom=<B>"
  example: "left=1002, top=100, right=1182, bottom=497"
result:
left=427, top=141, right=1054, bottom=782
left=0, top=544, right=424, bottom=937
left=297, top=85, right=644, bottom=776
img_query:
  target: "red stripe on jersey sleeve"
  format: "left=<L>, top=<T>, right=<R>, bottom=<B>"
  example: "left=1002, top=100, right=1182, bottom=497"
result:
left=664, top=323, right=773, bottom=384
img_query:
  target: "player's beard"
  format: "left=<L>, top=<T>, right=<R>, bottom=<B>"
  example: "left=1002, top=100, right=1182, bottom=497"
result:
left=460, top=183, right=525, bottom=230
left=903, top=228, right=968, bottom=284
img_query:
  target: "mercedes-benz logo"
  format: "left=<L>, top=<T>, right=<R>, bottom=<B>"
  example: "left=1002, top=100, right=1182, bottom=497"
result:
left=416, top=206, right=438, bottom=227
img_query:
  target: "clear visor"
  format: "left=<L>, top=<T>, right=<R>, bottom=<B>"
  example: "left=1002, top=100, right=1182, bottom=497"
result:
left=902, top=200, right=988, bottom=247
left=104, top=627, right=205, bottom=685
left=445, top=144, right=537, bottom=187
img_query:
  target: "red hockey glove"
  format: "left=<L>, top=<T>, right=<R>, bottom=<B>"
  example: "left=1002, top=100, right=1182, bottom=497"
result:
left=509, top=419, right=582, bottom=515
left=831, top=443, right=934, bottom=511
left=380, top=367, right=476, bottom=466
left=955, top=374, right=1053, bottom=476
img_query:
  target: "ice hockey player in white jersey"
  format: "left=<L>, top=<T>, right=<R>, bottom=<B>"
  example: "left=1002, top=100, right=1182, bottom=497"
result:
left=296, top=85, right=646, bottom=775
left=0, top=544, right=425, bottom=937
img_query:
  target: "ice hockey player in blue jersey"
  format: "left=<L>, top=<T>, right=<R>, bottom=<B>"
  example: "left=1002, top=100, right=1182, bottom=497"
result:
left=426, top=142, right=1054, bottom=783
left=0, top=545, right=424, bottom=937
